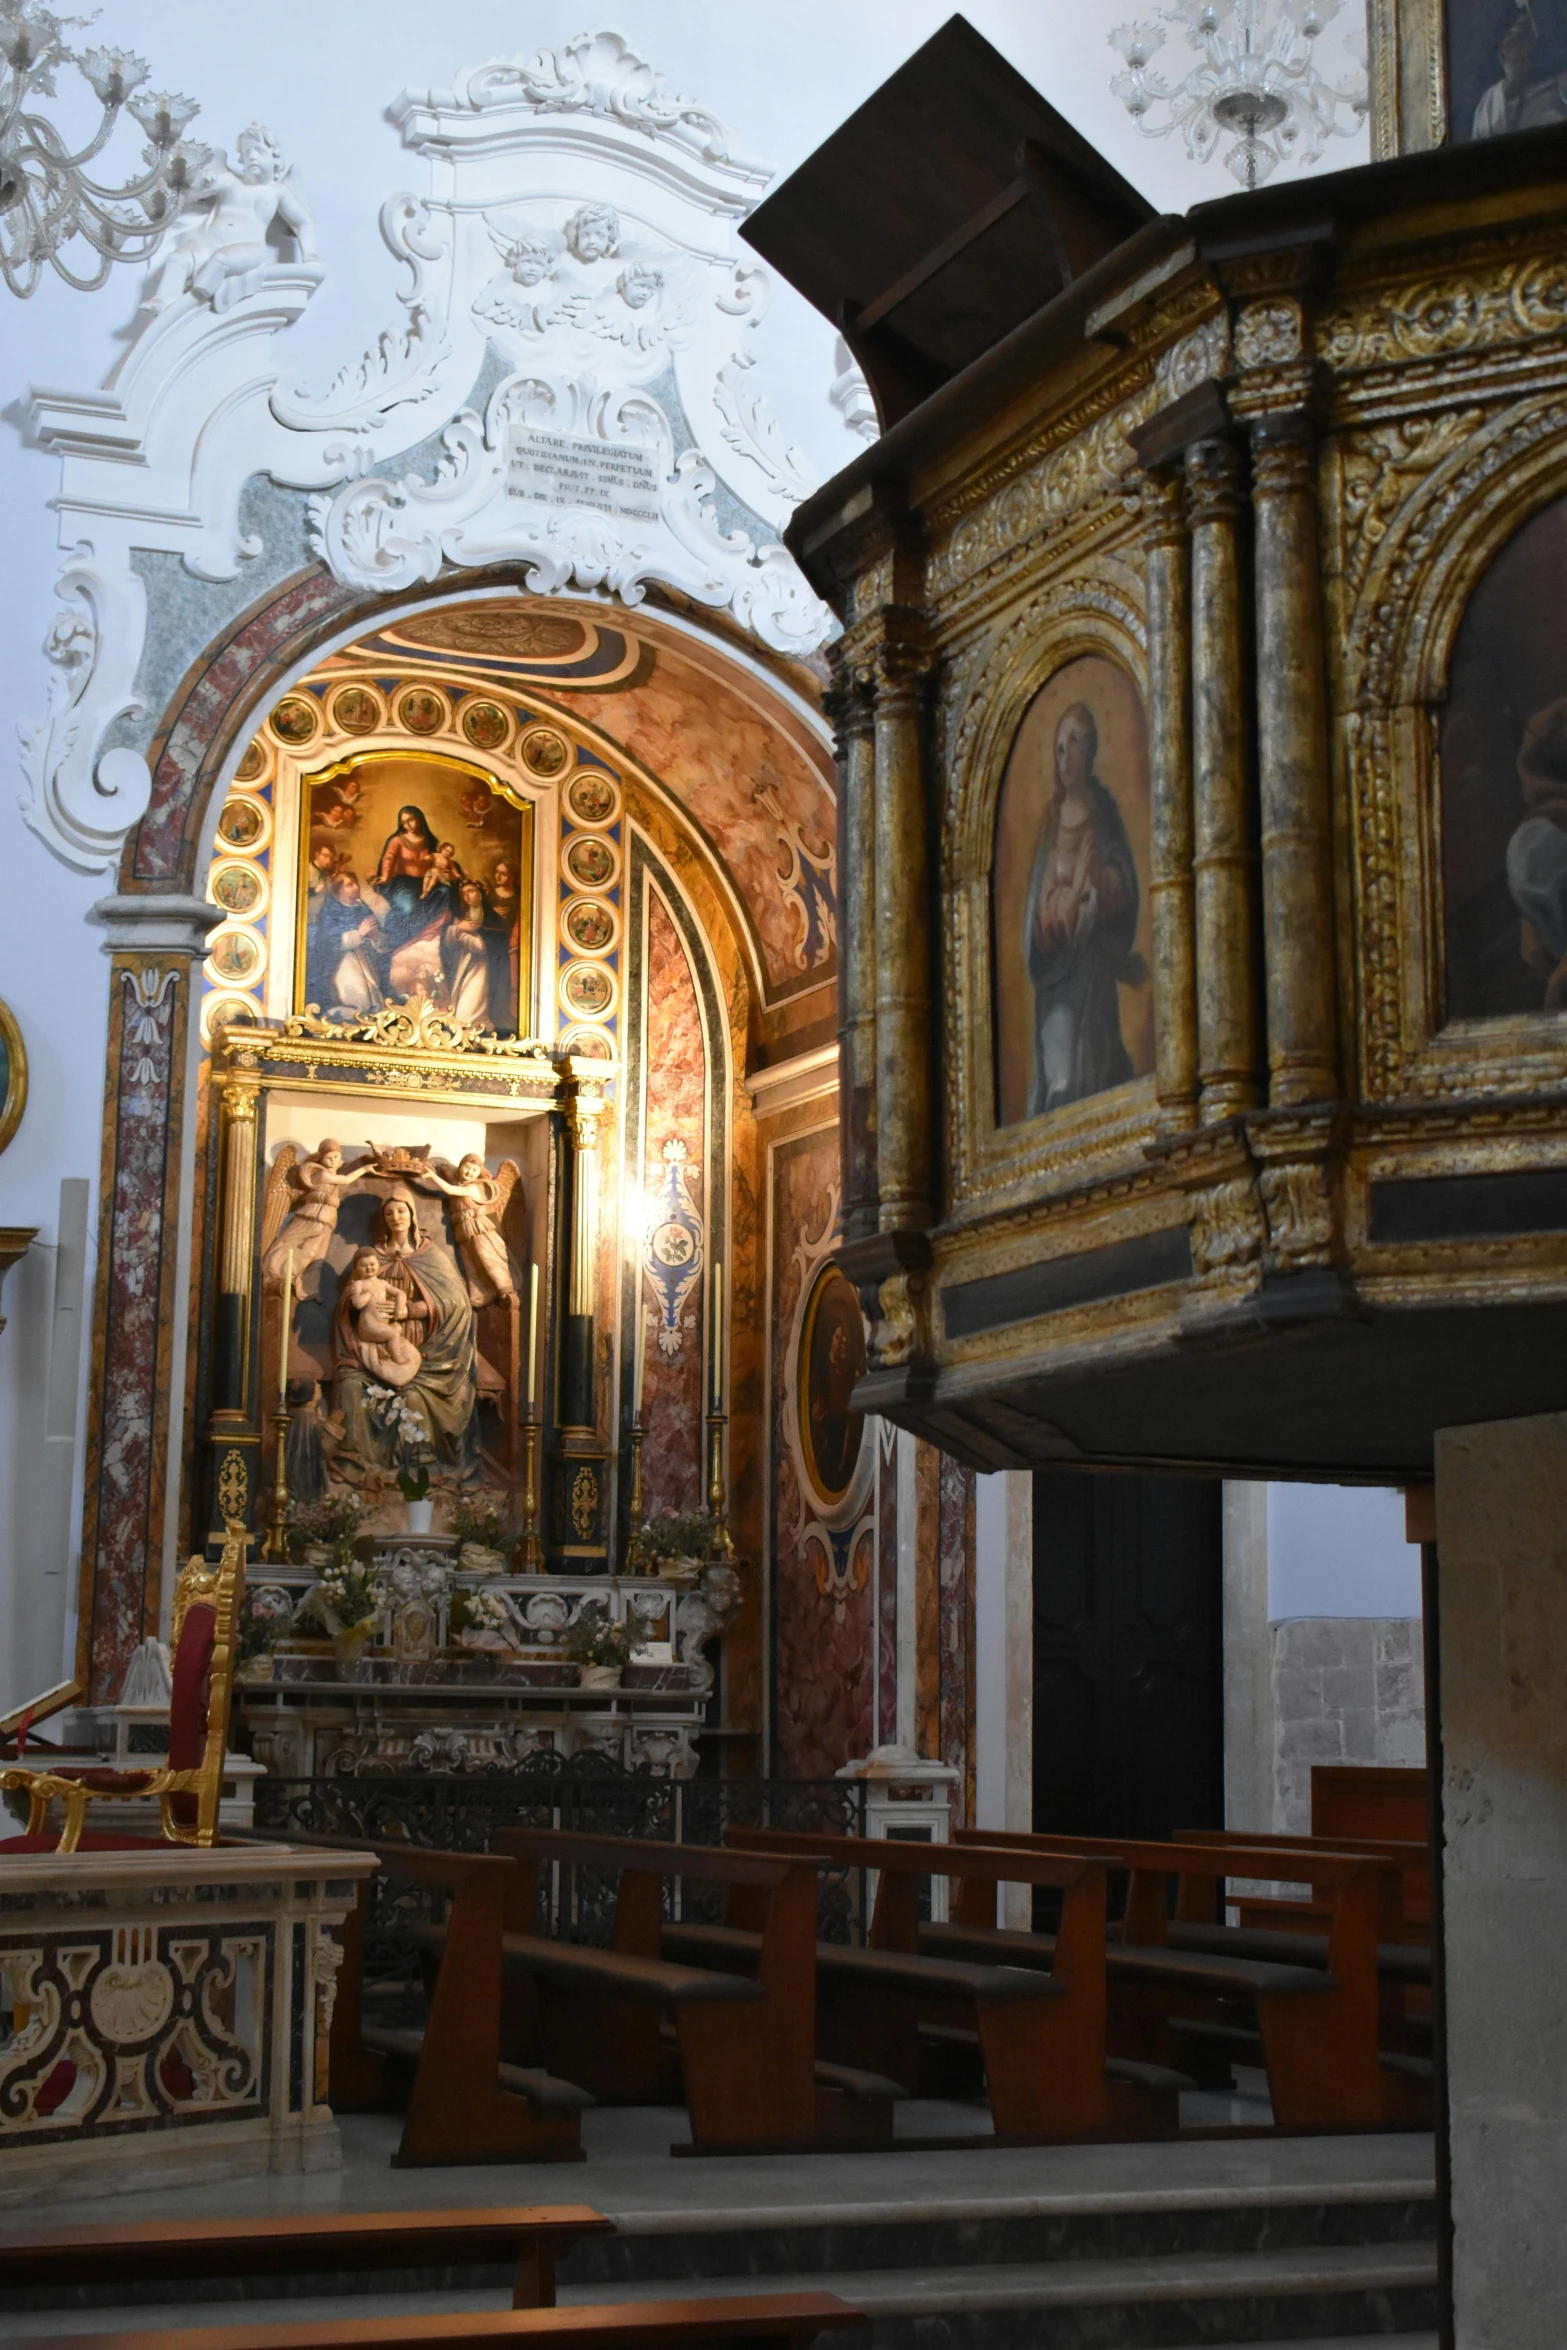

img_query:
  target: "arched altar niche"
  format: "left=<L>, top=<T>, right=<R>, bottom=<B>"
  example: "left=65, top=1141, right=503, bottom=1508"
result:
left=1440, top=494, right=1567, bottom=1024
left=991, top=654, right=1153, bottom=1128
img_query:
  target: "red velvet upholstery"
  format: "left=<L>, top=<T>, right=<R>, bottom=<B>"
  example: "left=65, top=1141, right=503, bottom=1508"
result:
left=167, top=1600, right=216, bottom=1828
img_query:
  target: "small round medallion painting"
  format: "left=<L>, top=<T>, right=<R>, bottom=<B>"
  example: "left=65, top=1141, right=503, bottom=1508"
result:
left=520, top=727, right=570, bottom=778
left=565, top=769, right=620, bottom=827
left=331, top=685, right=382, bottom=735
left=397, top=687, right=447, bottom=735
left=561, top=961, right=615, bottom=1018
left=210, top=862, right=266, bottom=918
left=798, top=1263, right=868, bottom=1508
left=461, top=699, right=511, bottom=752
left=558, top=1024, right=613, bottom=1058
left=270, top=695, right=319, bottom=746
left=562, top=898, right=617, bottom=955
left=0, top=998, right=27, bottom=1156
left=207, top=929, right=264, bottom=986
left=563, top=834, right=618, bottom=891
left=234, top=738, right=268, bottom=783
left=217, top=797, right=267, bottom=850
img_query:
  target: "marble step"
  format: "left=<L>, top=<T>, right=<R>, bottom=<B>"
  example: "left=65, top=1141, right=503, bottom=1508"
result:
left=0, top=2253, right=1445, bottom=2348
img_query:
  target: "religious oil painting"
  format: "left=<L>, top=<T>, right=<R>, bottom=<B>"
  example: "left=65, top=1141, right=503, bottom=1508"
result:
left=1441, top=495, right=1567, bottom=1020
left=298, top=753, right=533, bottom=1033
left=797, top=1263, right=867, bottom=1508
left=991, top=654, right=1153, bottom=1127
left=1448, top=0, right=1567, bottom=142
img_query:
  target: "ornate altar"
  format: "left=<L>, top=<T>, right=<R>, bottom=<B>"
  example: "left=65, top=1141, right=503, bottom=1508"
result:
left=0, top=1842, right=375, bottom=2201
left=757, top=45, right=1567, bottom=1479
left=238, top=1539, right=741, bottom=1779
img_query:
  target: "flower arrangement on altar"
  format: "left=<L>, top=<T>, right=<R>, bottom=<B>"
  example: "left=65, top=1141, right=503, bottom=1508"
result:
left=301, top=1551, right=385, bottom=1641
left=634, top=1508, right=720, bottom=1575
left=286, top=1490, right=368, bottom=1558
left=565, top=1604, right=648, bottom=1686
left=449, top=1583, right=514, bottom=1647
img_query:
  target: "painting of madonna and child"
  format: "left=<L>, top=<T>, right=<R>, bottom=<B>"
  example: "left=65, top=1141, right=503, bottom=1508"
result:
left=299, top=754, right=533, bottom=1033
left=260, top=1132, right=541, bottom=1521
left=992, top=655, right=1154, bottom=1127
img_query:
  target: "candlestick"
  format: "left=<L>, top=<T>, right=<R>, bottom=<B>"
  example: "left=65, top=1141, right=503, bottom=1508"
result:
left=711, top=1257, right=723, bottom=1410
left=526, top=1261, right=539, bottom=1411
left=632, top=1276, right=646, bottom=1421
left=277, top=1249, right=294, bottom=1408
left=624, top=1415, right=648, bottom=1572
left=262, top=1405, right=291, bottom=1564
left=519, top=1412, right=544, bottom=1572
left=705, top=1403, right=736, bottom=1561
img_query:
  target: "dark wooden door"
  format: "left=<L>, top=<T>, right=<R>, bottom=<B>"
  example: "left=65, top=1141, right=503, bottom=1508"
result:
left=1032, top=1471, right=1224, bottom=1842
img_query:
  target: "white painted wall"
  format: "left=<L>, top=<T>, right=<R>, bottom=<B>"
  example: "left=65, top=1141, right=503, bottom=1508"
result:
left=0, top=2, right=1370, bottom=1706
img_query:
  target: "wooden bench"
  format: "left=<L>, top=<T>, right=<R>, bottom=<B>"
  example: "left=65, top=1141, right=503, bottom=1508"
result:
left=7, top=2292, right=867, bottom=2349
left=716, top=1826, right=1187, bottom=2138
left=493, top=1827, right=903, bottom=2154
left=950, top=1829, right=1410, bottom=2128
left=325, top=1840, right=591, bottom=2167
left=1177, top=1825, right=1431, bottom=1947
left=0, top=2210, right=614, bottom=2314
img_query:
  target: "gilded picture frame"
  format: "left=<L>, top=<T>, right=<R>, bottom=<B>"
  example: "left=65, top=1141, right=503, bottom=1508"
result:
left=1371, top=0, right=1567, bottom=158
left=294, top=749, right=536, bottom=1036
left=0, top=997, right=27, bottom=1157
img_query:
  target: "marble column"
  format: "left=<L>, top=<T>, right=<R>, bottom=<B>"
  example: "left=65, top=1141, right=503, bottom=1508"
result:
left=1186, top=436, right=1263, bottom=1124
left=1248, top=408, right=1338, bottom=1108
left=79, top=892, right=221, bottom=1702
left=872, top=635, right=934, bottom=1235
left=829, top=655, right=879, bottom=1242
left=1143, top=468, right=1199, bottom=1134
left=554, top=1070, right=611, bottom=1568
left=1434, top=1412, right=1567, bottom=2350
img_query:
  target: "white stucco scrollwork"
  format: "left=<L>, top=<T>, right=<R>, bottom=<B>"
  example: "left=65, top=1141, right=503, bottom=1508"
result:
left=19, top=32, right=833, bottom=875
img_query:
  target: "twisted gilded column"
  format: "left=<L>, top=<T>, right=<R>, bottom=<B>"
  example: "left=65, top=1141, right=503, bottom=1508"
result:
left=1244, top=405, right=1338, bottom=1108
left=828, top=652, right=879, bottom=1242
left=1186, top=435, right=1263, bottom=1124
left=1143, top=469, right=1199, bottom=1133
left=872, top=629, right=934, bottom=1235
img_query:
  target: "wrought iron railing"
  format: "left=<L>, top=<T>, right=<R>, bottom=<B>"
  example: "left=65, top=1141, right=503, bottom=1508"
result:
left=254, top=1762, right=868, bottom=1948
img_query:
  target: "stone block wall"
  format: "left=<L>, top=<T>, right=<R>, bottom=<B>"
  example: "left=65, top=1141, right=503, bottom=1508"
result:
left=1270, top=1616, right=1426, bottom=1831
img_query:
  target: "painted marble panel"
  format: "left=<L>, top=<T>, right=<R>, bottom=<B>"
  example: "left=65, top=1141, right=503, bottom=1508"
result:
left=639, top=890, right=705, bottom=1518
left=938, top=1451, right=975, bottom=1828
left=771, top=1127, right=871, bottom=1779
left=81, top=960, right=191, bottom=1699
left=568, top=644, right=836, bottom=996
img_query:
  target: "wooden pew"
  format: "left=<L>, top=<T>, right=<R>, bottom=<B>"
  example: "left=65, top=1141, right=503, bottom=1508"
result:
left=716, top=1826, right=1186, bottom=2138
left=491, top=1826, right=902, bottom=2154
left=328, top=1843, right=591, bottom=2167
left=0, top=2210, right=614, bottom=2314
left=949, top=1829, right=1410, bottom=2128
left=6, top=2294, right=867, bottom=2350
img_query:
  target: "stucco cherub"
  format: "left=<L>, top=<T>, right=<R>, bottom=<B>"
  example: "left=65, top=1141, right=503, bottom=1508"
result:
left=142, top=123, right=316, bottom=314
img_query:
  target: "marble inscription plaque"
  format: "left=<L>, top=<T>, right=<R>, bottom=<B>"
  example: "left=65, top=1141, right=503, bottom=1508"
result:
left=506, top=428, right=661, bottom=523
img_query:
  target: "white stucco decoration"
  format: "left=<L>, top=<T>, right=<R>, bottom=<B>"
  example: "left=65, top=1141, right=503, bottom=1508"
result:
left=19, top=29, right=834, bottom=876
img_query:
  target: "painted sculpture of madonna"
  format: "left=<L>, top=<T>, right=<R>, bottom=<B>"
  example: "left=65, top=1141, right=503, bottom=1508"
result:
left=262, top=1141, right=532, bottom=1525
left=332, top=1190, right=479, bottom=1472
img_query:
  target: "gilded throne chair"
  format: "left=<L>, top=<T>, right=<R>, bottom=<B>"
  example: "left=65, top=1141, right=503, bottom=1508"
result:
left=0, top=1524, right=248, bottom=1854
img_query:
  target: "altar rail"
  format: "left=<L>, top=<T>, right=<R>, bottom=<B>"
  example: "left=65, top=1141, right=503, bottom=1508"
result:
left=253, top=1771, right=871, bottom=1950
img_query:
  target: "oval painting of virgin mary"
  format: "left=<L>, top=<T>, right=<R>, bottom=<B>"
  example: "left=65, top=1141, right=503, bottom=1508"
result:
left=797, top=1264, right=867, bottom=1507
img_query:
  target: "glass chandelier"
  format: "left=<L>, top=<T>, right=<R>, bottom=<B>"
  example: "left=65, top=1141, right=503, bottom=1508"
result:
left=1110, top=1, right=1368, bottom=190
left=0, top=0, right=206, bottom=296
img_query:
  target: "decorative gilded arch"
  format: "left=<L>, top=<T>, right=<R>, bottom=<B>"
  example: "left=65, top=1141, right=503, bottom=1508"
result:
left=1339, top=390, right=1567, bottom=1099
